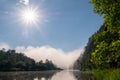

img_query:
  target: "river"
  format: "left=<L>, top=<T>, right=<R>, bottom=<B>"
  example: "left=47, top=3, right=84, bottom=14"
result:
left=0, top=70, right=94, bottom=80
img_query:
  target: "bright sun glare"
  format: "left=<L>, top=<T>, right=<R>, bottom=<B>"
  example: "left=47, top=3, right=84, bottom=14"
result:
left=20, top=6, right=40, bottom=26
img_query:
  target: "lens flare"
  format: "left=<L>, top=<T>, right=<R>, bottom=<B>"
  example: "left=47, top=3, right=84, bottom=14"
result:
left=20, top=6, right=40, bottom=26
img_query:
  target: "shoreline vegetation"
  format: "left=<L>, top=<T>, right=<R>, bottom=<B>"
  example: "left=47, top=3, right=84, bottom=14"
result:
left=74, top=0, right=120, bottom=79
left=0, top=49, right=62, bottom=71
left=93, top=69, right=120, bottom=80
left=74, top=0, right=120, bottom=70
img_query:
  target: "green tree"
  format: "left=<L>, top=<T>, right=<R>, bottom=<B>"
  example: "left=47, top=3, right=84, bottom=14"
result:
left=91, top=0, right=120, bottom=68
left=91, top=0, right=120, bottom=28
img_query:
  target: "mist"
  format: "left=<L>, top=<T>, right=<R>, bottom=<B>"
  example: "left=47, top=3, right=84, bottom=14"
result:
left=0, top=43, right=84, bottom=69
left=16, top=45, right=84, bottom=69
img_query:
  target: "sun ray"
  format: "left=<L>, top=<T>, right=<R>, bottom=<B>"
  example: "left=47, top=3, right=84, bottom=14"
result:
left=18, top=5, right=45, bottom=36
left=19, top=6, right=40, bottom=26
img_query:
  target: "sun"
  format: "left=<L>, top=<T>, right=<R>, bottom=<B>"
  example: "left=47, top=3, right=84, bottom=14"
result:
left=20, top=6, right=40, bottom=26
left=18, top=5, right=45, bottom=36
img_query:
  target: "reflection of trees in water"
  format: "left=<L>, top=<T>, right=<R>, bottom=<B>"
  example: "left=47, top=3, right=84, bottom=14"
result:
left=73, top=71, right=95, bottom=80
left=0, top=71, right=58, bottom=80
left=0, top=71, right=96, bottom=80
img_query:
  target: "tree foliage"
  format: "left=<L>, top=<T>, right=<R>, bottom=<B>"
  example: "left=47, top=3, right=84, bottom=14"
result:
left=74, top=35, right=95, bottom=70
left=91, top=0, right=120, bottom=28
left=91, top=0, right=120, bottom=69
left=74, top=0, right=120, bottom=70
left=0, top=49, right=61, bottom=71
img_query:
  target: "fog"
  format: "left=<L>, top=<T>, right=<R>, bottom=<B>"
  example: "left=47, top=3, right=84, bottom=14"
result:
left=0, top=43, right=84, bottom=69
left=16, top=46, right=84, bottom=69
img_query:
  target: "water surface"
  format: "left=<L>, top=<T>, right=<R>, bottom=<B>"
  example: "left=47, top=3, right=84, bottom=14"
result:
left=0, top=70, right=94, bottom=80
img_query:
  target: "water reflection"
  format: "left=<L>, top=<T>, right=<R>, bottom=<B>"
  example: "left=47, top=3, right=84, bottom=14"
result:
left=51, top=70, right=77, bottom=80
left=0, top=70, right=94, bottom=80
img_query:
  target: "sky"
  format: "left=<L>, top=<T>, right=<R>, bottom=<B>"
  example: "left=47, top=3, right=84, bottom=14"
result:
left=0, top=0, right=103, bottom=68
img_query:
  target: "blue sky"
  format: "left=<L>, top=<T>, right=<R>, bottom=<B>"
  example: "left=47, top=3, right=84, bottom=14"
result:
left=0, top=0, right=103, bottom=52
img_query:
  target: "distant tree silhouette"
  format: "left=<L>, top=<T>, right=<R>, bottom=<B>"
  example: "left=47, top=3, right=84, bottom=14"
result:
left=0, top=49, right=61, bottom=71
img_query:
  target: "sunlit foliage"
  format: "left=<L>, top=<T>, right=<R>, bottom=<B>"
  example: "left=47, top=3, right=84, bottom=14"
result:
left=91, top=0, right=120, bottom=69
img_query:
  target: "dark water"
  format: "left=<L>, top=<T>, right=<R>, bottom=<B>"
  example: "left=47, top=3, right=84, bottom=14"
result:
left=0, top=70, right=94, bottom=80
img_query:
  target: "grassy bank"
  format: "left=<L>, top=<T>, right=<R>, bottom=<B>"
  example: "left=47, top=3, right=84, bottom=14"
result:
left=93, top=69, right=120, bottom=80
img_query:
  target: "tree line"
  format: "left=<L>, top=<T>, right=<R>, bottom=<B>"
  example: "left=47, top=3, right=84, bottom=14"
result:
left=0, top=49, right=61, bottom=71
left=74, top=0, right=120, bottom=70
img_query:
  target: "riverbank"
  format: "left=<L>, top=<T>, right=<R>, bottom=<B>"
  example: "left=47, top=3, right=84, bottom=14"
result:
left=93, top=69, right=120, bottom=80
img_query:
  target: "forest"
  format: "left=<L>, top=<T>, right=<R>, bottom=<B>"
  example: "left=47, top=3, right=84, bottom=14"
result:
left=0, top=49, right=61, bottom=71
left=74, top=0, right=120, bottom=70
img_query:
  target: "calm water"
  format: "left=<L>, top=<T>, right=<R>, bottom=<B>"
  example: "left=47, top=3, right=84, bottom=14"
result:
left=0, top=70, right=94, bottom=80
